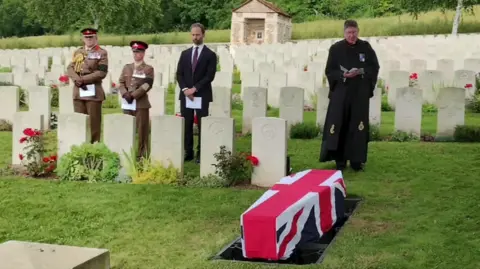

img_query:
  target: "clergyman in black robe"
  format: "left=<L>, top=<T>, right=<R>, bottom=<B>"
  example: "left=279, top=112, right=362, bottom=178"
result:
left=319, top=19, right=380, bottom=171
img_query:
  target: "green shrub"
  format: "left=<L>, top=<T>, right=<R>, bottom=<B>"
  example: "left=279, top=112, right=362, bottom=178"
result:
left=422, top=103, right=437, bottom=113
left=50, top=85, right=59, bottom=107
left=466, top=94, right=480, bottom=113
left=56, top=142, right=121, bottom=182
left=381, top=96, right=393, bottom=111
left=233, top=70, right=241, bottom=84
left=231, top=94, right=243, bottom=110
left=377, top=79, right=386, bottom=94
left=167, top=83, right=175, bottom=94
left=369, top=124, right=382, bottom=141
left=454, top=125, right=480, bottom=142
left=122, top=149, right=179, bottom=184
left=0, top=120, right=12, bottom=131
left=290, top=122, right=321, bottom=139
left=102, top=94, right=120, bottom=109
left=19, top=88, right=27, bottom=108
left=388, top=131, right=420, bottom=142
left=212, top=145, right=252, bottom=187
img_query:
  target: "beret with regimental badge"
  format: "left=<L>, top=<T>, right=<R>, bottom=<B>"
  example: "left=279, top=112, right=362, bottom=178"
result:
left=81, top=28, right=98, bottom=37
left=130, top=41, right=149, bottom=52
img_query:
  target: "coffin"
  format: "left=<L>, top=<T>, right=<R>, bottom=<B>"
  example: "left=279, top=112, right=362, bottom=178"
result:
left=240, top=169, right=346, bottom=260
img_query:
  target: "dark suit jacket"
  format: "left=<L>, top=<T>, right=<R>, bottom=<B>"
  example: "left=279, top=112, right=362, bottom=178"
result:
left=176, top=45, right=217, bottom=103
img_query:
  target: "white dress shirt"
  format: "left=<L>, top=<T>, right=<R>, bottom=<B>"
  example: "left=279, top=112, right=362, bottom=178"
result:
left=191, top=43, right=204, bottom=63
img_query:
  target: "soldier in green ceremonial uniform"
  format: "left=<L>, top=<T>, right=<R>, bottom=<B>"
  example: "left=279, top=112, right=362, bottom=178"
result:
left=67, top=28, right=109, bottom=143
left=319, top=20, right=380, bottom=171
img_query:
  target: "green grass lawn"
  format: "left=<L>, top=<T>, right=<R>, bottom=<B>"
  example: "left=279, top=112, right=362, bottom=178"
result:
left=1, top=79, right=480, bottom=268
left=1, top=142, right=480, bottom=269
left=1, top=7, right=480, bottom=49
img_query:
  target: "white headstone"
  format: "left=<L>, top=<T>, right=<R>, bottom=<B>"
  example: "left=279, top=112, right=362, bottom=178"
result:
left=150, top=115, right=184, bottom=176
left=0, top=240, right=109, bottom=269
left=200, top=117, right=235, bottom=177
left=242, top=87, right=267, bottom=134
left=11, top=112, right=44, bottom=165
left=436, top=87, right=465, bottom=137
left=57, top=113, right=89, bottom=159
left=394, top=87, right=422, bottom=136
left=251, top=117, right=287, bottom=187
left=103, top=114, right=135, bottom=166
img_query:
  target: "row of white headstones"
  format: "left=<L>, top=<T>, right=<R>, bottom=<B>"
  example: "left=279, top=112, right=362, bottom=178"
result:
left=2, top=82, right=471, bottom=188
left=1, top=34, right=479, bottom=186
left=12, top=109, right=290, bottom=187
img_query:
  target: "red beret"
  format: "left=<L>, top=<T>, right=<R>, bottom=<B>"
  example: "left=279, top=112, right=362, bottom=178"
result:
left=81, top=28, right=98, bottom=36
left=130, top=41, right=149, bottom=51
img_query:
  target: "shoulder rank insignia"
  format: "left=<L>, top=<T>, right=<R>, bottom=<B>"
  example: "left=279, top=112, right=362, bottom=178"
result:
left=358, top=121, right=364, bottom=131
left=330, top=124, right=335, bottom=134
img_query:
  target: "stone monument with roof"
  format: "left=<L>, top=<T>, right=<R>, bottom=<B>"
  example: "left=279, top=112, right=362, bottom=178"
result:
left=231, top=0, right=292, bottom=45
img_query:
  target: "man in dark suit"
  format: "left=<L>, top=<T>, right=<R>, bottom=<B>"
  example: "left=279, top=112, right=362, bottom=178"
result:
left=176, top=22, right=217, bottom=163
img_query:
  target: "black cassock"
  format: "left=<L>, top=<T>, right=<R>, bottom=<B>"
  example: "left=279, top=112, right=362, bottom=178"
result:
left=319, top=39, right=380, bottom=164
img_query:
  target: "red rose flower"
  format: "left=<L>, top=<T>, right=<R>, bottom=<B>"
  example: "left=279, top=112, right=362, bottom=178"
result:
left=23, top=128, right=35, bottom=137
left=465, top=83, right=473, bottom=88
left=59, top=75, right=69, bottom=83
left=19, top=137, right=27, bottom=143
left=246, top=155, right=259, bottom=166
left=23, top=128, right=42, bottom=137
left=194, top=114, right=198, bottom=125
left=19, top=154, right=23, bottom=160
left=409, top=73, right=418, bottom=80
left=43, top=157, right=50, bottom=163
left=50, top=155, right=57, bottom=161
left=111, top=82, right=116, bottom=88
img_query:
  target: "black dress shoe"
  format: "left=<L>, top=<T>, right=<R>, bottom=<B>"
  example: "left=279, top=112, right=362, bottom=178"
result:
left=335, top=161, right=346, bottom=171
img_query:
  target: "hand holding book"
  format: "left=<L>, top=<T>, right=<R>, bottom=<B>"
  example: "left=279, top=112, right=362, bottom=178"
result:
left=341, top=65, right=364, bottom=79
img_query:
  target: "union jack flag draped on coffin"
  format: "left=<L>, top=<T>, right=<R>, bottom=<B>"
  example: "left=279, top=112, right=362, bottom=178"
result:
left=240, top=169, right=346, bottom=260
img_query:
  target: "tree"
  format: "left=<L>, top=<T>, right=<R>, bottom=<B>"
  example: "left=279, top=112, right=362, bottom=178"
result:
left=24, top=0, right=163, bottom=34
left=451, top=0, right=463, bottom=35
left=398, top=0, right=477, bottom=35
left=0, top=0, right=44, bottom=37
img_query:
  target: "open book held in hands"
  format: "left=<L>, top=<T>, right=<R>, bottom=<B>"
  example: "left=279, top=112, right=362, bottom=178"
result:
left=340, top=65, right=364, bottom=74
